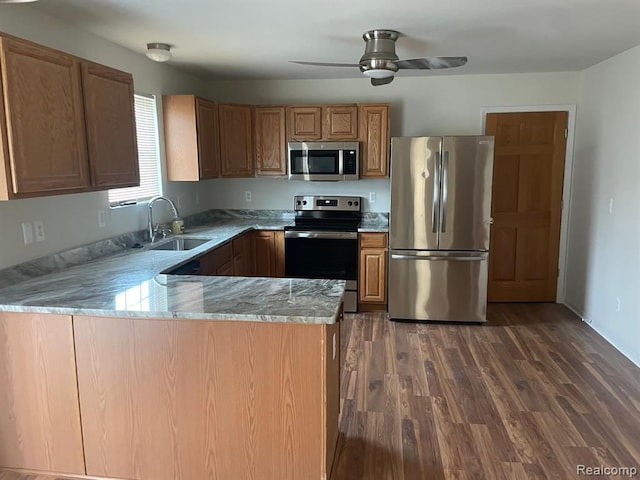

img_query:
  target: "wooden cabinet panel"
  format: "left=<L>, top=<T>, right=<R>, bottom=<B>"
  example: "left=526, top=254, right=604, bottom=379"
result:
left=219, top=104, right=254, bottom=177
left=324, top=105, right=358, bottom=139
left=74, top=316, right=334, bottom=480
left=164, top=95, right=220, bottom=181
left=286, top=106, right=322, bottom=140
left=0, top=312, right=85, bottom=474
left=0, top=36, right=88, bottom=197
left=200, top=241, right=233, bottom=275
left=252, top=230, right=285, bottom=278
left=195, top=98, right=220, bottom=179
left=82, top=61, right=139, bottom=189
left=216, top=259, right=234, bottom=276
left=359, top=233, right=388, bottom=304
left=359, top=104, right=390, bottom=178
left=232, top=233, right=253, bottom=276
left=255, top=106, right=286, bottom=176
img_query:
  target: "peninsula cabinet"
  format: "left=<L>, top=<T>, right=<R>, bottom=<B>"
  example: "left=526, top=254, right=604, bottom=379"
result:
left=73, top=315, right=340, bottom=480
left=252, top=230, right=285, bottom=277
left=219, top=104, right=254, bottom=177
left=0, top=312, right=85, bottom=474
left=359, top=232, right=388, bottom=308
left=359, top=104, right=390, bottom=178
left=0, top=34, right=140, bottom=200
left=255, top=106, right=287, bottom=176
left=163, top=95, right=220, bottom=180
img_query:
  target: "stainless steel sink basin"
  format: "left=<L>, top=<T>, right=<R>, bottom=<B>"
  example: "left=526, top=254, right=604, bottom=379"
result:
left=149, top=237, right=210, bottom=251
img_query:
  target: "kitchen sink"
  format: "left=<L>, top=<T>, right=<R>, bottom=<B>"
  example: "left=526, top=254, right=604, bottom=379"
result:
left=148, top=237, right=210, bottom=251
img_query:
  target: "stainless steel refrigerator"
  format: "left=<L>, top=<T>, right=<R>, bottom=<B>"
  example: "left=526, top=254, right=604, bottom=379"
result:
left=389, top=136, right=494, bottom=323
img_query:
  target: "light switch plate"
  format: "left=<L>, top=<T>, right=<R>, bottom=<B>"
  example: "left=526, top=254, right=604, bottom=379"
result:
left=21, top=222, right=34, bottom=245
left=33, top=220, right=45, bottom=242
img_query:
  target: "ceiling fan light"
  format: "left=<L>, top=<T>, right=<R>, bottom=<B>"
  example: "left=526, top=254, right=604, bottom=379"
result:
left=146, top=43, right=171, bottom=62
left=362, top=69, right=394, bottom=79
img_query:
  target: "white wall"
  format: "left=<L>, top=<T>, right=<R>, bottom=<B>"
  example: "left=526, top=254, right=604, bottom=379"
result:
left=206, top=72, right=580, bottom=211
left=565, top=45, right=640, bottom=366
left=0, top=6, right=209, bottom=270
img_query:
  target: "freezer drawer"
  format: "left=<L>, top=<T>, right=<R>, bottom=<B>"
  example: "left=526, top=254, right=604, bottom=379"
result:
left=388, top=251, right=488, bottom=323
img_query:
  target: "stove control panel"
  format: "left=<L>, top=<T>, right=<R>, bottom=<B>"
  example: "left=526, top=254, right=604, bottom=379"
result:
left=294, top=195, right=361, bottom=212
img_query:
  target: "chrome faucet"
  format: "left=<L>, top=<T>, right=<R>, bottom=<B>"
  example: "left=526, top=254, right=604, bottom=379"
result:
left=148, top=196, right=180, bottom=243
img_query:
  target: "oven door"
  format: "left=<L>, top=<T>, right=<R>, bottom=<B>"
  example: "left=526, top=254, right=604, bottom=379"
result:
left=284, top=231, right=358, bottom=311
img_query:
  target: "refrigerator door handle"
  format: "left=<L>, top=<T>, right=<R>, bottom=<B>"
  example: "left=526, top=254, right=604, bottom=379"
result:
left=441, top=151, right=449, bottom=232
left=431, top=152, right=441, bottom=233
left=391, top=254, right=485, bottom=262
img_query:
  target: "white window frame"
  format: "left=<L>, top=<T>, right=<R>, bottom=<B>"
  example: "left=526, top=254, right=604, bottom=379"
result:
left=108, top=93, right=162, bottom=206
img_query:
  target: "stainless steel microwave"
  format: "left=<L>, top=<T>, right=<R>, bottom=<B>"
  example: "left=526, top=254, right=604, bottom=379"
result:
left=287, top=141, right=359, bottom=181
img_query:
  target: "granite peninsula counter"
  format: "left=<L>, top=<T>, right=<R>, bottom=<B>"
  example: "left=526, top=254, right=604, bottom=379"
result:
left=0, top=217, right=343, bottom=480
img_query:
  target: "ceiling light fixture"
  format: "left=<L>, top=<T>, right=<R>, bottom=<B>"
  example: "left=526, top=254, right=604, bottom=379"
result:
left=362, top=69, right=395, bottom=79
left=146, top=43, right=171, bottom=62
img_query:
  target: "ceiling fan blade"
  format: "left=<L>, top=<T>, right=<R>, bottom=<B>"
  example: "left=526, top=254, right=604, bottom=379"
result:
left=395, top=57, right=468, bottom=70
left=290, top=61, right=359, bottom=67
left=371, top=76, right=394, bottom=87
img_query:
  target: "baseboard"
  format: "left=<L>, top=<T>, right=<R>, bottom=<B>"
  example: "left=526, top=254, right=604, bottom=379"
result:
left=560, top=301, right=640, bottom=368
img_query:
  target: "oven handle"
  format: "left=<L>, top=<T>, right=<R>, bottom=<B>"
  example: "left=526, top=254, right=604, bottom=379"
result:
left=285, top=231, right=358, bottom=240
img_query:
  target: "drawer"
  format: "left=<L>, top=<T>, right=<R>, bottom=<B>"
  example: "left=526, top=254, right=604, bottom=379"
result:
left=359, top=233, right=387, bottom=248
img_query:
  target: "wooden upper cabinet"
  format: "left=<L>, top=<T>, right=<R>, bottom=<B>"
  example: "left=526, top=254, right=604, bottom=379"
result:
left=0, top=36, right=89, bottom=199
left=359, top=104, right=390, bottom=178
left=219, top=104, right=254, bottom=177
left=324, top=105, right=358, bottom=139
left=255, top=106, right=286, bottom=176
left=163, top=95, right=220, bottom=181
left=82, top=61, right=139, bottom=189
left=286, top=106, right=322, bottom=141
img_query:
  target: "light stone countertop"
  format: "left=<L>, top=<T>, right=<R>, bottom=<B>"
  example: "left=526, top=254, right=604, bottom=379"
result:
left=0, top=219, right=345, bottom=325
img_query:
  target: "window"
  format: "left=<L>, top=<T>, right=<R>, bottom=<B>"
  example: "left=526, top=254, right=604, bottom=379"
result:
left=108, top=94, right=162, bottom=205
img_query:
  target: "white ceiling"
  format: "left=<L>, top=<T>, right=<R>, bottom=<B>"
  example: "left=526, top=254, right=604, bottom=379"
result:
left=27, top=0, right=640, bottom=80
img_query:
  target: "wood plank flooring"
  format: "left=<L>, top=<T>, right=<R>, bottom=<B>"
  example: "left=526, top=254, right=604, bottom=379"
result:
left=1, top=304, right=639, bottom=480
left=331, top=303, right=640, bottom=479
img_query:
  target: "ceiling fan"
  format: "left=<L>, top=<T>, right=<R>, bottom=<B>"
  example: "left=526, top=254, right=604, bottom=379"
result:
left=292, top=29, right=467, bottom=86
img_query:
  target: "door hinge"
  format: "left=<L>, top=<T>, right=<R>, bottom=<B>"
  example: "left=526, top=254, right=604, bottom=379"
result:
left=564, top=128, right=568, bottom=139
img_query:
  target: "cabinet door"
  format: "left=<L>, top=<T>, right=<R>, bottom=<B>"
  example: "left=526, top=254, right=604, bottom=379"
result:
left=82, top=61, right=139, bottom=189
left=253, top=231, right=276, bottom=277
left=286, top=106, right=322, bottom=140
left=196, top=98, right=220, bottom=179
left=0, top=312, right=85, bottom=473
left=219, top=104, right=254, bottom=177
left=216, top=259, right=234, bottom=276
left=0, top=37, right=89, bottom=196
left=255, top=106, right=286, bottom=176
left=274, top=230, right=285, bottom=278
left=359, top=233, right=388, bottom=304
left=359, top=104, right=390, bottom=178
left=324, top=105, right=358, bottom=139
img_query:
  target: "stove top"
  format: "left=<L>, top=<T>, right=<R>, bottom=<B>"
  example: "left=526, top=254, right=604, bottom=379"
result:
left=290, top=195, right=362, bottom=232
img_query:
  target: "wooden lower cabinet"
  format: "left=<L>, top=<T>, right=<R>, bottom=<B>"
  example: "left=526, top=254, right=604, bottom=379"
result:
left=73, top=315, right=340, bottom=480
left=0, top=312, right=85, bottom=474
left=358, top=233, right=388, bottom=307
left=252, top=230, right=284, bottom=277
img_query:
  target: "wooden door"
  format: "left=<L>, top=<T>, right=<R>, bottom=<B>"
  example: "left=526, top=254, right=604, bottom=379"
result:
left=358, top=104, right=390, bottom=178
left=0, top=37, right=89, bottom=196
left=255, top=106, right=286, bottom=176
left=324, top=105, right=358, bottom=139
left=253, top=231, right=276, bottom=277
left=286, top=106, right=322, bottom=140
left=219, top=104, right=254, bottom=177
left=82, top=61, right=139, bottom=189
left=485, top=111, right=567, bottom=302
left=196, top=98, right=220, bottom=179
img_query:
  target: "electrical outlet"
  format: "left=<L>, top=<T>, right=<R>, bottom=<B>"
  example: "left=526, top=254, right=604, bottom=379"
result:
left=21, top=222, right=34, bottom=245
left=33, top=220, right=45, bottom=242
left=609, top=198, right=614, bottom=214
left=369, top=192, right=376, bottom=203
left=98, top=210, right=107, bottom=228
left=616, top=297, right=621, bottom=312
left=245, top=191, right=252, bottom=202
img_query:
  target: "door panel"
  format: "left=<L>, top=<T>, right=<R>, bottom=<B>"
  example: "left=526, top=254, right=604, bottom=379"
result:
left=486, top=111, right=567, bottom=302
left=389, top=137, right=440, bottom=250
left=388, top=251, right=487, bottom=322
left=438, top=136, right=494, bottom=251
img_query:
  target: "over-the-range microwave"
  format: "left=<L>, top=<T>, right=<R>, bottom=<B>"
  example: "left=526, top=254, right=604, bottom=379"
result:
left=287, top=141, right=359, bottom=181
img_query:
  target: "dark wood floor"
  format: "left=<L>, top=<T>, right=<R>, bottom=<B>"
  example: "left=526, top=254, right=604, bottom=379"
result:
left=2, top=304, right=639, bottom=480
left=331, top=303, right=640, bottom=479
